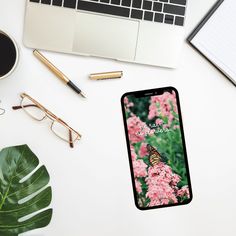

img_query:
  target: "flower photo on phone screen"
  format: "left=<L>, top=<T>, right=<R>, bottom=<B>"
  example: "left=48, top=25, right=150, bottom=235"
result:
left=123, top=89, right=192, bottom=209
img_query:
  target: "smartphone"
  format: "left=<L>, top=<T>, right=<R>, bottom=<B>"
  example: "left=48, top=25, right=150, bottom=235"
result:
left=121, top=87, right=192, bottom=210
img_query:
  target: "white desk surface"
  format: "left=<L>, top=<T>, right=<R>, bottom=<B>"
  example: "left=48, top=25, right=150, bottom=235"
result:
left=0, top=1, right=236, bottom=236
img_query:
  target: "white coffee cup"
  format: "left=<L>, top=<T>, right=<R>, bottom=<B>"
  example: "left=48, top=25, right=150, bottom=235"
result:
left=0, top=30, right=19, bottom=80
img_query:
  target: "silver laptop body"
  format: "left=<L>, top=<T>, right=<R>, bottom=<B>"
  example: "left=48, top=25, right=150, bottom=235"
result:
left=24, top=0, right=187, bottom=68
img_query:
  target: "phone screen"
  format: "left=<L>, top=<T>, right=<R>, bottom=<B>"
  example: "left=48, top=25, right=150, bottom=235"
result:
left=121, top=87, right=192, bottom=210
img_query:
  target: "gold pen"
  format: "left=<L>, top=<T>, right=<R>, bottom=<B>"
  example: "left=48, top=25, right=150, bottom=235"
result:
left=33, top=50, right=86, bottom=98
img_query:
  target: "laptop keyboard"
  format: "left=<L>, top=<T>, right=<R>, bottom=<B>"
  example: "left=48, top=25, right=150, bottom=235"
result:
left=29, top=0, right=187, bottom=26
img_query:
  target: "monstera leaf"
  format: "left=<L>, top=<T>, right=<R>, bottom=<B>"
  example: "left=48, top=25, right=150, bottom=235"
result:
left=0, top=145, right=52, bottom=236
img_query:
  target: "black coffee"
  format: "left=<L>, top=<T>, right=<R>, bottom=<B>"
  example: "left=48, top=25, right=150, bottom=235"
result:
left=0, top=32, right=17, bottom=77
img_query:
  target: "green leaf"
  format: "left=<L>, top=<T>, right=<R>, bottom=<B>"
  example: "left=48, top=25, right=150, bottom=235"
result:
left=0, top=145, right=52, bottom=236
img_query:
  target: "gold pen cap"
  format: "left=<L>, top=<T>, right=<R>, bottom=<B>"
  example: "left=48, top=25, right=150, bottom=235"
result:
left=89, top=71, right=123, bottom=80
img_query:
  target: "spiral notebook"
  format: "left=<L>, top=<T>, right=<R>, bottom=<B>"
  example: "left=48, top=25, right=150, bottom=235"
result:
left=188, top=0, right=236, bottom=86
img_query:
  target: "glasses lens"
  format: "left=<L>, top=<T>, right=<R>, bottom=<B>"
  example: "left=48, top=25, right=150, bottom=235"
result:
left=51, top=121, right=79, bottom=143
left=21, top=96, right=45, bottom=121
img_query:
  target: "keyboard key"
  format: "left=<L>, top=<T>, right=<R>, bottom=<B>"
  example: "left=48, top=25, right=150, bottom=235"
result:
left=143, top=1, right=152, bottom=10
left=154, top=13, right=164, bottom=22
left=131, top=9, right=143, bottom=19
left=164, top=14, right=174, bottom=24
left=78, top=1, right=130, bottom=17
left=132, top=0, right=142, bottom=9
left=64, top=0, right=77, bottom=8
left=144, top=11, right=153, bottom=21
left=30, top=0, right=186, bottom=27
left=170, top=0, right=186, bottom=6
left=122, top=0, right=131, bottom=7
left=164, top=4, right=185, bottom=16
left=175, top=16, right=184, bottom=26
left=52, top=0, right=62, bottom=6
left=153, top=2, right=162, bottom=12
left=41, top=0, right=51, bottom=4
left=111, top=0, right=120, bottom=5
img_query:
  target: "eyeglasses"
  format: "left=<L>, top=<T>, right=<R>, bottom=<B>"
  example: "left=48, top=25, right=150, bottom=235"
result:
left=12, top=93, right=81, bottom=148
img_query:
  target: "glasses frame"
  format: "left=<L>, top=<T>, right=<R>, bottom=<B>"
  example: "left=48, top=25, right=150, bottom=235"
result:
left=13, top=93, right=81, bottom=148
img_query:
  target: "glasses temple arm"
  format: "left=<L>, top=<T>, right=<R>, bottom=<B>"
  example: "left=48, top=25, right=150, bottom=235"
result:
left=69, top=129, right=74, bottom=148
left=12, top=104, right=38, bottom=110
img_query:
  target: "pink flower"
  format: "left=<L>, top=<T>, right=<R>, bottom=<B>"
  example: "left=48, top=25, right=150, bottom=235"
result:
left=177, top=186, right=190, bottom=198
left=171, top=174, right=181, bottom=186
left=135, top=179, right=142, bottom=194
left=155, top=119, right=163, bottom=126
left=139, top=143, right=148, bottom=157
left=173, top=125, right=179, bottom=130
left=124, top=96, right=134, bottom=112
left=148, top=103, right=158, bottom=120
left=127, top=116, right=152, bottom=143
left=163, top=124, right=169, bottom=129
left=133, top=160, right=147, bottom=178
left=130, top=145, right=137, bottom=161
left=124, top=96, right=129, bottom=104
left=145, top=162, right=181, bottom=206
left=168, top=113, right=174, bottom=123
left=148, top=91, right=178, bottom=128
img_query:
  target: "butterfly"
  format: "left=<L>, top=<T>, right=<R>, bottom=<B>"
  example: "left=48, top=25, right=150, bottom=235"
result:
left=147, top=144, right=162, bottom=166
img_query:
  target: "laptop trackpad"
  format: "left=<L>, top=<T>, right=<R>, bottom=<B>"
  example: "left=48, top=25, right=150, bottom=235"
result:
left=73, top=12, right=139, bottom=60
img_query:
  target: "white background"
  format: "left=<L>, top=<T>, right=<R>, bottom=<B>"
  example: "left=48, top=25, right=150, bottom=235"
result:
left=0, top=0, right=236, bottom=236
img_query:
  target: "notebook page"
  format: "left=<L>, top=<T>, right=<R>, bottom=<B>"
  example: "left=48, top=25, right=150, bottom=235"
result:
left=191, top=0, right=236, bottom=84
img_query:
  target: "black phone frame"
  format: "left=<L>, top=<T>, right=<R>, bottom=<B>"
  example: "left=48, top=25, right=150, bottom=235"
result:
left=121, top=86, right=193, bottom=210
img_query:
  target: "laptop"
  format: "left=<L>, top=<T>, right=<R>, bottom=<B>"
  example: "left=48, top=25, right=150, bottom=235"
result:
left=23, top=0, right=187, bottom=68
